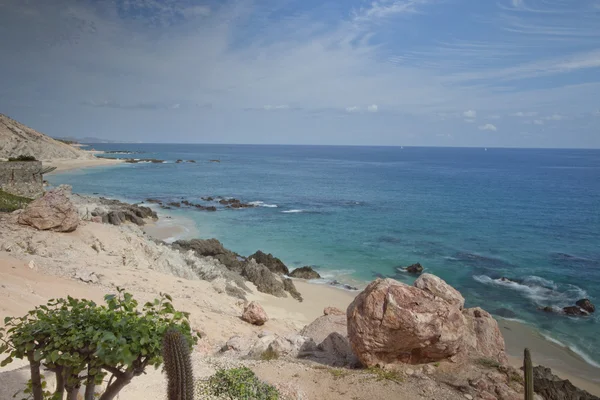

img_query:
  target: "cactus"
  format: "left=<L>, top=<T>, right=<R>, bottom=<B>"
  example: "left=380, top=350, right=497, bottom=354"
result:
left=162, top=329, right=194, bottom=400
left=524, top=348, right=534, bottom=400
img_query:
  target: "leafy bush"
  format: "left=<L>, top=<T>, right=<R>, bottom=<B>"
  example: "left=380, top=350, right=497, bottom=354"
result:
left=197, top=367, right=279, bottom=400
left=0, top=189, right=32, bottom=212
left=0, top=289, right=198, bottom=400
left=8, top=155, right=37, bottom=162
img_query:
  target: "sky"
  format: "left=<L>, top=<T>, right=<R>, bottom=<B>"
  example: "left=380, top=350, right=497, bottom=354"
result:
left=0, top=0, right=599, bottom=148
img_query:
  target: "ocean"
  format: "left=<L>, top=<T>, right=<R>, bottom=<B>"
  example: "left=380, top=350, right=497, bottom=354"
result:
left=48, top=144, right=600, bottom=366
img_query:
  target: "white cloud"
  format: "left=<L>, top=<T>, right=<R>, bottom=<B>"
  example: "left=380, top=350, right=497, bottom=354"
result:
left=533, top=119, right=544, bottom=125
left=353, top=0, right=431, bottom=22
left=479, top=123, right=498, bottom=131
left=464, top=119, right=475, bottom=123
left=346, top=106, right=360, bottom=113
left=512, top=111, right=538, bottom=117
left=367, top=104, right=379, bottom=112
left=463, top=109, right=477, bottom=118
left=263, top=105, right=289, bottom=110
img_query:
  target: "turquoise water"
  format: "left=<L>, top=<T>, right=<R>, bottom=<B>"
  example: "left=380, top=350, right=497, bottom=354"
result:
left=49, top=145, right=600, bottom=365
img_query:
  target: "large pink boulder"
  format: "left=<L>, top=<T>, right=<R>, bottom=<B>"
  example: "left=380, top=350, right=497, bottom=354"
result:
left=18, top=187, right=79, bottom=232
left=241, top=301, right=269, bottom=326
left=414, top=273, right=465, bottom=309
left=462, top=307, right=508, bottom=364
left=347, top=277, right=507, bottom=367
left=347, top=278, right=467, bottom=366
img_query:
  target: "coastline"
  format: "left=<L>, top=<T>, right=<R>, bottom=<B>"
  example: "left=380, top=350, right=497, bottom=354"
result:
left=45, top=151, right=124, bottom=173
left=42, top=161, right=600, bottom=396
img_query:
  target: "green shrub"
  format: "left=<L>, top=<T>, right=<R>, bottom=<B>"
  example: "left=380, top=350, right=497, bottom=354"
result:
left=8, top=155, right=37, bottom=162
left=197, top=367, right=279, bottom=400
left=0, top=288, right=198, bottom=400
left=0, top=189, right=32, bottom=212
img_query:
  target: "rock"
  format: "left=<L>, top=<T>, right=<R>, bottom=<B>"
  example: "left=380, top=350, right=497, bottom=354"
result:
left=18, top=187, right=79, bottom=232
left=91, top=216, right=102, bottom=223
left=533, top=365, right=600, bottom=400
left=248, top=250, right=289, bottom=275
left=329, top=280, right=359, bottom=291
left=494, top=308, right=517, bottom=318
left=404, top=263, right=424, bottom=274
left=187, top=160, right=196, bottom=163
left=172, top=238, right=228, bottom=257
left=563, top=306, right=588, bottom=316
left=576, top=299, right=595, bottom=313
left=283, top=278, right=303, bottom=302
left=324, top=306, right=345, bottom=316
left=314, top=332, right=358, bottom=367
left=347, top=277, right=507, bottom=367
left=461, top=307, right=507, bottom=364
left=176, top=159, right=183, bottom=163
left=464, top=395, right=473, bottom=400
left=301, top=314, right=347, bottom=344
left=241, top=259, right=286, bottom=297
left=74, top=270, right=99, bottom=284
left=414, top=273, right=465, bottom=309
left=541, top=306, right=554, bottom=313
left=289, top=266, right=321, bottom=279
left=145, top=198, right=162, bottom=204
left=241, top=301, right=268, bottom=325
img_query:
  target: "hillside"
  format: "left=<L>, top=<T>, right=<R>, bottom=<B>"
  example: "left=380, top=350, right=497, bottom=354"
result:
left=0, top=114, right=91, bottom=161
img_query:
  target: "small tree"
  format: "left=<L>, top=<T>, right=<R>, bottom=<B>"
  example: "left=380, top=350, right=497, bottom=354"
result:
left=0, top=288, right=199, bottom=400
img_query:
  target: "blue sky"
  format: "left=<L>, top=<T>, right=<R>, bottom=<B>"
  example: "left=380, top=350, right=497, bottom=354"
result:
left=0, top=0, right=598, bottom=147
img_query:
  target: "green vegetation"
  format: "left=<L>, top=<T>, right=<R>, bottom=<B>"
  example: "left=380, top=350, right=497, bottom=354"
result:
left=476, top=357, right=501, bottom=369
left=365, top=367, right=403, bottom=384
left=0, top=289, right=198, bottom=400
left=163, top=329, right=194, bottom=400
left=197, top=367, right=280, bottom=400
left=54, top=138, right=79, bottom=145
left=0, top=189, right=32, bottom=212
left=8, top=155, right=37, bottom=162
left=259, top=347, right=279, bottom=361
left=328, top=368, right=350, bottom=380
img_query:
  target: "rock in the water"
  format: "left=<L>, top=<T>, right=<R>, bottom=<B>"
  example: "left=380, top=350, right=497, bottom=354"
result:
left=248, top=250, right=289, bottom=275
left=576, top=299, right=595, bottom=314
left=242, top=259, right=286, bottom=297
left=289, top=266, right=321, bottom=279
left=403, top=263, right=424, bottom=274
left=283, top=278, right=303, bottom=302
left=414, top=273, right=465, bottom=309
left=18, top=186, right=79, bottom=232
left=563, top=306, right=588, bottom=316
left=533, top=365, right=600, bottom=400
left=324, top=306, right=345, bottom=316
left=347, top=277, right=507, bottom=367
left=241, top=301, right=268, bottom=325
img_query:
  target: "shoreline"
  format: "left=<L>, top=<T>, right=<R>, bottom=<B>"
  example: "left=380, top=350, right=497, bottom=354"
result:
left=45, top=151, right=124, bottom=173
left=45, top=160, right=600, bottom=395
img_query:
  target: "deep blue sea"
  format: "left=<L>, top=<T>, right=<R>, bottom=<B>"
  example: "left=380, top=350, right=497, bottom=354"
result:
left=48, top=145, right=600, bottom=366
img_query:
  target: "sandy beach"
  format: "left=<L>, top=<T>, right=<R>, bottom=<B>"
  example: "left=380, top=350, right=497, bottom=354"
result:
left=44, top=151, right=124, bottom=173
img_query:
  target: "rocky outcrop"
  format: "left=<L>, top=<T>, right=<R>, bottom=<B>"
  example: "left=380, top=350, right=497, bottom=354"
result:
left=241, top=301, right=269, bottom=325
left=283, top=278, right=303, bottom=302
left=0, top=114, right=89, bottom=160
left=242, top=259, right=286, bottom=297
left=324, top=306, right=345, bottom=316
left=18, top=186, right=79, bottom=232
left=299, top=314, right=358, bottom=366
left=533, top=365, right=600, bottom=400
left=576, top=299, right=595, bottom=314
left=301, top=314, right=347, bottom=344
left=563, top=306, right=588, bottom=316
left=289, top=266, right=321, bottom=279
left=347, top=277, right=506, bottom=367
left=403, top=263, right=424, bottom=274
left=87, top=198, right=157, bottom=226
left=248, top=250, right=289, bottom=275
left=414, top=273, right=465, bottom=309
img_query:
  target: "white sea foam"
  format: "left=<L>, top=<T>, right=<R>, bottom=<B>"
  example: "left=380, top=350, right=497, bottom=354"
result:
left=472, top=275, right=588, bottom=305
left=282, top=209, right=304, bottom=213
left=249, top=201, right=278, bottom=208
left=539, top=333, right=600, bottom=368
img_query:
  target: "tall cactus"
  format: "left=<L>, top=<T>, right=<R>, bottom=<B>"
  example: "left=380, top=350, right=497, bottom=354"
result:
left=162, top=329, right=194, bottom=400
left=524, top=348, right=534, bottom=400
